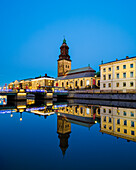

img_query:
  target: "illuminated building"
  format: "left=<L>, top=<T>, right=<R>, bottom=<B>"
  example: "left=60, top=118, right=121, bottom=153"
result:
left=55, top=39, right=100, bottom=89
left=8, top=74, right=55, bottom=90
left=100, top=106, right=136, bottom=142
left=99, top=56, right=136, bottom=92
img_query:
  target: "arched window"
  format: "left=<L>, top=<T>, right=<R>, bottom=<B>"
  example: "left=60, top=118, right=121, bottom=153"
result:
left=75, top=81, right=78, bottom=86
left=62, top=82, right=64, bottom=87
left=86, top=80, right=89, bottom=86
left=80, top=80, right=83, bottom=86
left=75, top=107, right=78, bottom=113
left=80, top=107, right=83, bottom=114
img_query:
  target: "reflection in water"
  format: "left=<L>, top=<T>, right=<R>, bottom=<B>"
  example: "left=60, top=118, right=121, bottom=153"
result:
left=100, top=106, right=136, bottom=142
left=57, top=116, right=71, bottom=156
left=0, top=99, right=136, bottom=144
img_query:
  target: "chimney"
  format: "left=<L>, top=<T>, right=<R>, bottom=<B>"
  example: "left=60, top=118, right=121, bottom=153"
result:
left=116, top=58, right=118, bottom=61
left=126, top=56, right=129, bottom=59
left=45, top=73, right=47, bottom=77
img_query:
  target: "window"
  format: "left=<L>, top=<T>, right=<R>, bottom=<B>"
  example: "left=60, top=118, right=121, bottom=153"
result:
left=123, top=82, right=126, bottom=87
left=66, top=65, right=67, bottom=68
left=117, top=119, right=120, bottom=124
left=80, top=107, right=83, bottom=114
left=123, top=111, right=126, bottom=116
left=109, top=117, right=112, bottom=123
left=68, top=65, right=69, bottom=68
left=103, top=84, right=106, bottom=88
left=131, top=131, right=135, bottom=135
left=123, top=73, right=126, bottom=78
left=104, top=125, right=106, bottom=129
left=62, top=82, right=64, bottom=87
left=103, top=109, right=106, bottom=113
left=117, top=110, right=120, bottom=115
left=130, top=64, right=133, bottom=68
left=116, top=73, right=119, bottom=79
left=109, top=126, right=112, bottom=130
left=109, top=67, right=111, bottom=71
left=130, top=82, right=134, bottom=87
left=108, top=83, right=111, bottom=87
left=131, top=112, right=134, bottom=117
left=130, top=72, right=134, bottom=78
left=131, top=121, right=134, bottom=127
left=66, top=82, right=68, bottom=86
left=103, top=75, right=106, bottom=80
left=108, top=74, right=111, bottom=79
left=86, top=108, right=90, bottom=115
left=117, top=128, right=120, bottom=132
left=86, top=80, right=89, bottom=86
left=116, top=66, right=119, bottom=70
left=124, top=129, right=127, bottom=134
left=75, top=81, right=78, bottom=86
left=116, top=83, right=119, bottom=87
left=123, top=65, right=126, bottom=69
left=124, top=120, right=127, bottom=126
left=109, top=109, right=111, bottom=113
left=80, top=80, right=83, bottom=86
left=103, top=68, right=106, bottom=72
left=103, top=116, right=106, bottom=122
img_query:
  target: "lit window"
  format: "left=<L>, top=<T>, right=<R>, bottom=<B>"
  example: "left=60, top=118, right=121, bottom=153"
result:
left=123, top=73, right=126, bottom=78
left=86, top=80, right=89, bottom=86
left=116, top=66, right=119, bottom=70
left=123, top=65, right=126, bottom=69
left=117, top=110, right=120, bottom=115
left=130, top=72, right=134, bottom=78
left=124, top=129, right=127, bottom=134
left=130, top=64, right=133, bottom=68
left=116, top=83, right=119, bottom=87
left=123, top=82, right=126, bottom=87
left=130, top=82, right=134, bottom=87
left=123, top=111, right=127, bottom=116
left=117, top=119, right=120, bottom=124
left=131, top=112, right=134, bottom=117
left=108, top=83, right=111, bottom=87
left=117, top=128, right=120, bottom=132
left=131, top=131, right=135, bottom=135
left=124, top=120, right=127, bottom=126
left=103, top=75, right=106, bottom=80
left=103, top=68, right=106, bottom=72
left=103, top=84, right=106, bottom=88
left=109, top=67, right=111, bottom=71
left=117, top=73, right=119, bottom=79
left=131, top=121, right=134, bottom=127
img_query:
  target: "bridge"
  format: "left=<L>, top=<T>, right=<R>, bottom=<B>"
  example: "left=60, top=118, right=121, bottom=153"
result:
left=0, top=87, right=69, bottom=101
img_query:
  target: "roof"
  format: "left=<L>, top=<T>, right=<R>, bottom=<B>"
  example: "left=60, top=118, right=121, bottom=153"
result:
left=66, top=66, right=95, bottom=75
left=99, top=56, right=136, bottom=66
left=55, top=71, right=95, bottom=81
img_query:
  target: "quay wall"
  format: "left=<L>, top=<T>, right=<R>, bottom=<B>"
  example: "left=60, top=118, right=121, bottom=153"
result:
left=66, top=91, right=136, bottom=101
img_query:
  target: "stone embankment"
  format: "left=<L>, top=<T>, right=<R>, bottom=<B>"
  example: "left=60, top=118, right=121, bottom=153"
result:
left=66, top=90, right=136, bottom=101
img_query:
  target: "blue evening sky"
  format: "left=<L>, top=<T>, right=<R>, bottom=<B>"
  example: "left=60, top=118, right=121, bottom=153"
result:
left=0, top=0, right=136, bottom=86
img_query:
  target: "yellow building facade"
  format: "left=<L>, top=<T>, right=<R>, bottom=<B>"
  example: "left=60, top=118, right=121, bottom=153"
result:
left=99, top=56, right=136, bottom=92
left=100, top=106, right=136, bottom=142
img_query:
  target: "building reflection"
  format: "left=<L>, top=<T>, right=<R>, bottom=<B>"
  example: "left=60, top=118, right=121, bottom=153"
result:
left=57, top=116, right=71, bottom=156
left=100, top=106, right=136, bottom=142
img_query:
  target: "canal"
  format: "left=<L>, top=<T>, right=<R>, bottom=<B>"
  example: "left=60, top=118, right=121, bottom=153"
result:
left=0, top=99, right=135, bottom=170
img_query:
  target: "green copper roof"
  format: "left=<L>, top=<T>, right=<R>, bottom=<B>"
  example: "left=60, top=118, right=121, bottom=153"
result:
left=63, top=38, right=66, bottom=44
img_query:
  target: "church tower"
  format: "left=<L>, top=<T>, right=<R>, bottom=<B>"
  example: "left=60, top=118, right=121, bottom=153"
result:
left=57, top=38, right=71, bottom=77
